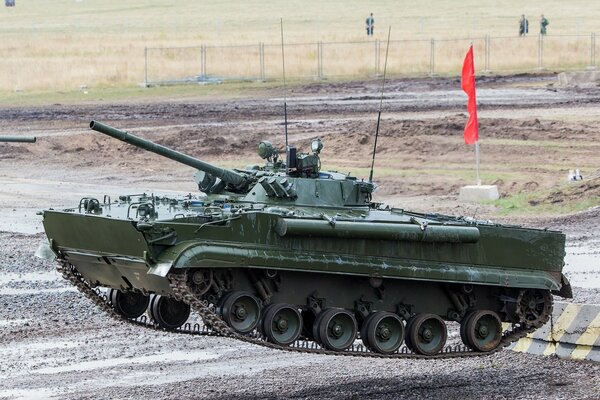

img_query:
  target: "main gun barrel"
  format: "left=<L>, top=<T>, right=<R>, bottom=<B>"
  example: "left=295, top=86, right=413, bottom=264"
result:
left=0, top=136, right=36, bottom=143
left=89, top=121, right=247, bottom=188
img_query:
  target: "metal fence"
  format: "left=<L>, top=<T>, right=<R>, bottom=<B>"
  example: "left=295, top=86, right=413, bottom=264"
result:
left=144, top=33, right=598, bottom=86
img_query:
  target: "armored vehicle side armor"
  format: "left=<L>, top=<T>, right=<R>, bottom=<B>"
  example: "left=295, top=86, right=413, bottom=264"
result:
left=38, top=121, right=570, bottom=358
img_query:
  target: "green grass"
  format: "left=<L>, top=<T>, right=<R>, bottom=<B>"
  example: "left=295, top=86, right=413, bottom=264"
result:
left=491, top=190, right=599, bottom=216
left=483, top=138, right=599, bottom=149
left=0, top=75, right=358, bottom=106
left=0, top=81, right=282, bottom=107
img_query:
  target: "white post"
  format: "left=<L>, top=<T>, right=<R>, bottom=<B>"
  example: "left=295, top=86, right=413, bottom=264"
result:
left=475, top=140, right=481, bottom=185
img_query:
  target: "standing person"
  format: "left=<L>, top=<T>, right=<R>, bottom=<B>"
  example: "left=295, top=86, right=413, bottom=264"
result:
left=366, top=13, right=374, bottom=36
left=540, top=14, right=549, bottom=35
left=519, top=14, right=525, bottom=36
left=519, top=14, right=526, bottom=36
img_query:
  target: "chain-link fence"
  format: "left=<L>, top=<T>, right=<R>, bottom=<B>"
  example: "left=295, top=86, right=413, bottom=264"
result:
left=144, top=33, right=598, bottom=86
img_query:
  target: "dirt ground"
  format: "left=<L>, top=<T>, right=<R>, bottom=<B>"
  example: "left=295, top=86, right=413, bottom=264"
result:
left=0, top=74, right=599, bottom=399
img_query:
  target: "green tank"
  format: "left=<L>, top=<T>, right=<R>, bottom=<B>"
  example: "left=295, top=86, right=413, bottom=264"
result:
left=37, top=120, right=571, bottom=358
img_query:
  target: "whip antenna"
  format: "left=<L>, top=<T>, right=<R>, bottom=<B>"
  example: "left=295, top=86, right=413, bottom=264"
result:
left=280, top=18, right=288, bottom=149
left=368, top=26, right=391, bottom=183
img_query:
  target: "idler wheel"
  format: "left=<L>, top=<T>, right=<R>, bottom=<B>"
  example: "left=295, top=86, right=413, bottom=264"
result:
left=187, top=269, right=213, bottom=297
left=316, top=308, right=358, bottom=351
left=262, top=303, right=303, bottom=346
left=360, top=311, right=405, bottom=354
left=219, top=291, right=261, bottom=334
left=108, top=288, right=150, bottom=319
left=464, top=310, right=503, bottom=352
left=406, top=313, right=447, bottom=356
left=148, top=295, right=190, bottom=330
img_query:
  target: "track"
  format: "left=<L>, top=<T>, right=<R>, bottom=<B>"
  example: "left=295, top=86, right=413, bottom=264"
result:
left=56, top=259, right=548, bottom=361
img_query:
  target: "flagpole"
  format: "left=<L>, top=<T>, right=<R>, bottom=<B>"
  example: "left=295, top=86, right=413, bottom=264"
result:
left=475, top=140, right=481, bottom=185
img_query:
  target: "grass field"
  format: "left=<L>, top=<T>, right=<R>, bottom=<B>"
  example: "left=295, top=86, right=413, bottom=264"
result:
left=1, top=0, right=598, bottom=91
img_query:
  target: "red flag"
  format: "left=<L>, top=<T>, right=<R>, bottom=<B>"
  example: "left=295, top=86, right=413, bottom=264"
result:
left=461, top=45, right=478, bottom=145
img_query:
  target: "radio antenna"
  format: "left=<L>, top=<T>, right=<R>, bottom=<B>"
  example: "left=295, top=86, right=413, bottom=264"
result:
left=368, top=26, right=391, bottom=183
left=280, top=18, right=289, bottom=149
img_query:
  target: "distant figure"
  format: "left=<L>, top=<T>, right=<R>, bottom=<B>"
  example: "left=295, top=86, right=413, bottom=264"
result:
left=5, top=0, right=16, bottom=6
left=568, top=169, right=583, bottom=181
left=540, top=15, right=549, bottom=35
left=366, top=13, right=374, bottom=36
left=519, top=14, right=529, bottom=36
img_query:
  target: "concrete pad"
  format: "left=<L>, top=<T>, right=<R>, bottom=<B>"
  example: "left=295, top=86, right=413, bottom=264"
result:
left=557, top=70, right=600, bottom=87
left=458, top=185, right=499, bottom=202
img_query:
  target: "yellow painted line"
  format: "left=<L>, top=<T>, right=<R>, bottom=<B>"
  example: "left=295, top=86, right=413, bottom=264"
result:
left=570, top=344, right=593, bottom=360
left=543, top=342, right=556, bottom=356
left=575, top=312, right=600, bottom=347
left=512, top=337, right=533, bottom=353
left=551, top=303, right=581, bottom=342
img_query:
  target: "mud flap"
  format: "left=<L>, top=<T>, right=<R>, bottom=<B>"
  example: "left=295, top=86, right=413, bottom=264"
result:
left=147, top=262, right=173, bottom=277
left=34, top=240, right=56, bottom=261
left=552, top=273, right=573, bottom=299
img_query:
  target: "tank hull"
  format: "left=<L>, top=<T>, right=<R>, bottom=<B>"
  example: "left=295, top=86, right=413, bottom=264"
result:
left=42, top=195, right=566, bottom=335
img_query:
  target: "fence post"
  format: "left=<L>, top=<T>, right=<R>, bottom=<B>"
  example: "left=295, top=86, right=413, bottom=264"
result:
left=537, top=34, right=544, bottom=70
left=375, top=39, right=379, bottom=75
left=144, top=47, right=148, bottom=86
left=591, top=32, right=596, bottom=69
left=484, top=35, right=490, bottom=72
left=259, top=42, right=265, bottom=81
left=201, top=45, right=207, bottom=79
left=318, top=41, right=323, bottom=79
left=429, top=38, right=435, bottom=76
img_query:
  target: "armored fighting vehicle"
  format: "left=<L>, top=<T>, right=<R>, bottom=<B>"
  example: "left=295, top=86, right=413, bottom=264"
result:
left=38, top=121, right=571, bottom=358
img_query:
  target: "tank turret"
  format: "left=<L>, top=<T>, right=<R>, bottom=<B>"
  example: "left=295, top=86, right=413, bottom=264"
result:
left=0, top=136, right=36, bottom=143
left=90, top=121, right=373, bottom=205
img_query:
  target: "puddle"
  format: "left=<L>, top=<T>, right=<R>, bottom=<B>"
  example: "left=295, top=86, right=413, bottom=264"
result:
left=0, top=208, right=44, bottom=235
left=0, top=271, right=59, bottom=285
left=0, top=287, right=76, bottom=296
left=114, top=350, right=323, bottom=387
left=34, top=350, right=220, bottom=375
left=564, top=246, right=600, bottom=288
left=0, top=388, right=59, bottom=400
left=0, top=339, right=78, bottom=354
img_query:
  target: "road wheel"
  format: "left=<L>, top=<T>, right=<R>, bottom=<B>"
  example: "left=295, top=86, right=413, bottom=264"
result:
left=405, top=313, right=447, bottom=356
left=361, top=311, right=404, bottom=354
left=148, top=294, right=190, bottom=330
left=465, top=310, right=503, bottom=352
left=108, top=288, right=149, bottom=319
left=317, top=308, right=357, bottom=351
left=262, top=303, right=303, bottom=346
left=219, top=291, right=261, bottom=334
